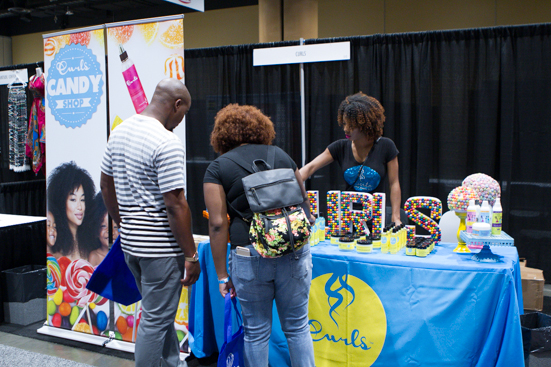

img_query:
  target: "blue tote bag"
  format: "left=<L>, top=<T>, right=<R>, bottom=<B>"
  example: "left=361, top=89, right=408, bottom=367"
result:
left=217, top=293, right=245, bottom=367
left=86, top=235, right=142, bottom=306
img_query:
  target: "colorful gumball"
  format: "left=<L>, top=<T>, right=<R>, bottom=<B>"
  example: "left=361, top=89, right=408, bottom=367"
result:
left=59, top=302, right=71, bottom=317
left=47, top=300, right=57, bottom=316
left=122, top=327, right=134, bottom=342
left=177, top=330, right=185, bottom=343
left=61, top=316, right=71, bottom=329
left=96, top=311, right=108, bottom=331
left=114, top=331, right=122, bottom=340
left=116, top=316, right=128, bottom=335
left=126, top=315, right=135, bottom=328
left=53, top=288, right=63, bottom=306
left=51, top=313, right=62, bottom=327
left=69, top=306, right=80, bottom=325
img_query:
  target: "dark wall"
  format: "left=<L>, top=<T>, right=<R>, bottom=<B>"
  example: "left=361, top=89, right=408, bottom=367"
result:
left=184, top=24, right=551, bottom=282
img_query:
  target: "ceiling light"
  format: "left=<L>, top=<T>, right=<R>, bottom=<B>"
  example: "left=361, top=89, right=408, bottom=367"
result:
left=66, top=7, right=73, bottom=16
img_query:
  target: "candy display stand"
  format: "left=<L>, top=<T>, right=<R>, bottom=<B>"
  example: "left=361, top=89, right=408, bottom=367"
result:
left=460, top=230, right=514, bottom=263
left=453, top=210, right=471, bottom=253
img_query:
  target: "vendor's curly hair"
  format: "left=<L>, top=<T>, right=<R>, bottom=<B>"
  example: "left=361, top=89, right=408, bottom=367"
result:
left=47, top=161, right=96, bottom=258
left=337, top=92, right=385, bottom=140
left=210, top=104, right=276, bottom=154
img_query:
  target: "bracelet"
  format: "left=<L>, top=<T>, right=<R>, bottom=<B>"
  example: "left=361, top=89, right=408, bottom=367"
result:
left=218, top=277, right=230, bottom=284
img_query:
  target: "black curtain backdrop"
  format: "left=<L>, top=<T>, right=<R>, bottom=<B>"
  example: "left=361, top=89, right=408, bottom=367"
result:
left=185, top=24, right=551, bottom=280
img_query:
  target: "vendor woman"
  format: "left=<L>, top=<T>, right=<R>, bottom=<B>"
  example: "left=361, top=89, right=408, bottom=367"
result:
left=299, top=92, right=403, bottom=225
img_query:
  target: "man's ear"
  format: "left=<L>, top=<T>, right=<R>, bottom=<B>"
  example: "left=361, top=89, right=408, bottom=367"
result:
left=174, top=98, right=182, bottom=111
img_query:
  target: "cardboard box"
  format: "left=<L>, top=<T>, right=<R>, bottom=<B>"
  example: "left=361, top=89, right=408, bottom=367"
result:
left=520, top=260, right=545, bottom=311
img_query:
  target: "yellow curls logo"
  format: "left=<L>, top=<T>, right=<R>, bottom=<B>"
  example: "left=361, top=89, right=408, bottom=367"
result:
left=309, top=273, right=386, bottom=366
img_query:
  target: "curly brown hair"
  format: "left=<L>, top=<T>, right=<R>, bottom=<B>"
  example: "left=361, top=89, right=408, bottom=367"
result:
left=210, top=104, right=276, bottom=154
left=337, top=92, right=385, bottom=140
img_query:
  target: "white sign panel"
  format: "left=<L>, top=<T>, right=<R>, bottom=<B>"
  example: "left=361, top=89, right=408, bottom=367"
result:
left=0, top=69, right=28, bottom=85
left=253, top=41, right=350, bottom=66
left=163, top=0, right=204, bottom=12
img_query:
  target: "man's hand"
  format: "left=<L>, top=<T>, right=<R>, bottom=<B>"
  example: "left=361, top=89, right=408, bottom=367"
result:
left=181, top=261, right=201, bottom=287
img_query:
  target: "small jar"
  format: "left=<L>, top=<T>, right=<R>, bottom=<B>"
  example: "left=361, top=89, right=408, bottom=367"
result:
left=338, top=236, right=355, bottom=251
left=356, top=239, right=373, bottom=253
left=472, top=222, right=491, bottom=237
left=330, top=232, right=348, bottom=245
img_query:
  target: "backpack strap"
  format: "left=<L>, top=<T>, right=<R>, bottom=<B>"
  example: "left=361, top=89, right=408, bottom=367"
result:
left=225, top=194, right=251, bottom=223
left=220, top=145, right=277, bottom=222
left=222, top=154, right=254, bottom=175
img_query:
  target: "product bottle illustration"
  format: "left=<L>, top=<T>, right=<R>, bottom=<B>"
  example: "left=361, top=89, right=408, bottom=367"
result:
left=480, top=200, right=491, bottom=224
left=466, top=199, right=477, bottom=234
left=491, top=198, right=502, bottom=235
left=119, top=44, right=148, bottom=114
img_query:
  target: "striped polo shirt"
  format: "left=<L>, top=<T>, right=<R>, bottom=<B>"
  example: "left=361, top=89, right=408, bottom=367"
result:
left=101, top=114, right=186, bottom=257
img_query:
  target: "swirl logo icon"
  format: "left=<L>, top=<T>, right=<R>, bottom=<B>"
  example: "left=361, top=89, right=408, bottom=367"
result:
left=309, top=273, right=386, bottom=366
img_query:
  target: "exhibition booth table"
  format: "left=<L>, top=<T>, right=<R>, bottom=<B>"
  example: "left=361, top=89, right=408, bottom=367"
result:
left=189, top=240, right=524, bottom=367
left=0, top=214, right=46, bottom=323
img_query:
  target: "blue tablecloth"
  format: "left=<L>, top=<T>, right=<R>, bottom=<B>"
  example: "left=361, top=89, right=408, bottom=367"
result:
left=189, top=241, right=524, bottom=367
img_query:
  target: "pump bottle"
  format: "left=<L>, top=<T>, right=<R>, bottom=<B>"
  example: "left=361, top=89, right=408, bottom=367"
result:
left=480, top=200, right=491, bottom=224
left=491, top=198, right=502, bottom=235
left=119, top=44, right=148, bottom=114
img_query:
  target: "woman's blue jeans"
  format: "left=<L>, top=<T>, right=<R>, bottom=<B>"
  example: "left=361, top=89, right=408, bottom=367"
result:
left=229, top=245, right=315, bottom=367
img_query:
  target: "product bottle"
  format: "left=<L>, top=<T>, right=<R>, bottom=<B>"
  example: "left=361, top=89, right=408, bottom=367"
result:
left=466, top=199, right=477, bottom=234
left=480, top=200, right=491, bottom=224
left=474, top=201, right=481, bottom=222
left=119, top=44, right=149, bottom=114
left=381, top=227, right=389, bottom=254
left=491, top=198, right=503, bottom=236
left=389, top=228, right=399, bottom=254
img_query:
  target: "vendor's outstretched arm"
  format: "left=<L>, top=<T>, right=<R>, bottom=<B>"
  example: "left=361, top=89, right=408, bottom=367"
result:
left=299, top=148, right=334, bottom=182
left=204, top=182, right=234, bottom=297
left=387, top=157, right=402, bottom=225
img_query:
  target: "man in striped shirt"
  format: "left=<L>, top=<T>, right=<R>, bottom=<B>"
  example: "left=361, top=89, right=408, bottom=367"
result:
left=100, top=78, right=199, bottom=367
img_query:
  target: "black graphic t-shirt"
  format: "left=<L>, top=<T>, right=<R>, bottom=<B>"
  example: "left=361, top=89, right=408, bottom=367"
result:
left=327, top=137, right=399, bottom=193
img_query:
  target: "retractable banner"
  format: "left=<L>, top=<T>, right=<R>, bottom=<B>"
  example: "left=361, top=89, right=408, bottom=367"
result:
left=43, top=26, right=111, bottom=336
left=106, top=15, right=189, bottom=349
left=42, top=15, right=189, bottom=353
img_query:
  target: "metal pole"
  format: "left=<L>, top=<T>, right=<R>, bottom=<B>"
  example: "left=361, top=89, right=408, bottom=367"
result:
left=300, top=37, right=306, bottom=167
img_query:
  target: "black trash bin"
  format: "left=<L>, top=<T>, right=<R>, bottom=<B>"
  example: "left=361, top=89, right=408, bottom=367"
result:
left=1, top=265, right=47, bottom=325
left=521, top=312, right=551, bottom=367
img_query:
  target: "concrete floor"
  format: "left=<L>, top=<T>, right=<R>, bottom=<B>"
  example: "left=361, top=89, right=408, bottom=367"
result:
left=0, top=330, right=135, bottom=367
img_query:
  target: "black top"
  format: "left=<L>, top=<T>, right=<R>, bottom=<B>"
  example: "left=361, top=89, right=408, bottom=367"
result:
left=204, top=144, right=298, bottom=247
left=327, top=137, right=399, bottom=193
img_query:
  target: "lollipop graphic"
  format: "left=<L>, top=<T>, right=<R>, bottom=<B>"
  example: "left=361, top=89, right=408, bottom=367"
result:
left=46, top=253, right=61, bottom=296
left=65, top=259, right=100, bottom=307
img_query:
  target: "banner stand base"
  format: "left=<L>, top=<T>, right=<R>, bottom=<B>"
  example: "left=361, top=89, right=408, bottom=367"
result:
left=37, top=324, right=190, bottom=359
